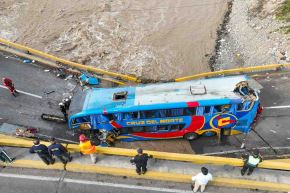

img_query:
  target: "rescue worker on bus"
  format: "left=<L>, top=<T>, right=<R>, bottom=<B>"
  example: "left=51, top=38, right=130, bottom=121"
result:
left=241, top=149, right=262, bottom=176
left=130, top=148, right=153, bottom=175
left=79, top=134, right=97, bottom=164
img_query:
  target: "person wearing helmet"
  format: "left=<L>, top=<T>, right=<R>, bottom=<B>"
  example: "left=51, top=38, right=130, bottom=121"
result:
left=79, top=134, right=97, bottom=164
left=241, top=149, right=263, bottom=176
left=130, top=148, right=153, bottom=175
left=63, top=97, right=71, bottom=110
left=59, top=102, right=67, bottom=121
left=2, top=77, right=18, bottom=97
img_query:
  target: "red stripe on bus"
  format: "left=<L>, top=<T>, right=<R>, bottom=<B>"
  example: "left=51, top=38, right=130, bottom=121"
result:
left=131, top=116, right=205, bottom=139
left=186, top=102, right=199, bottom=107
left=110, top=121, right=122, bottom=129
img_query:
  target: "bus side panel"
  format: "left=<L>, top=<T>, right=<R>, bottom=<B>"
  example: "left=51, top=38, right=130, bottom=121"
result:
left=116, top=116, right=205, bottom=141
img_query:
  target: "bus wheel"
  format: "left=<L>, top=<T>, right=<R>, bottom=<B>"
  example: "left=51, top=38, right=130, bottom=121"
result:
left=184, top=133, right=199, bottom=141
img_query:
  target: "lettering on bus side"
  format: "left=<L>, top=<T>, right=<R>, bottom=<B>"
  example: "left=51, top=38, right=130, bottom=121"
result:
left=126, top=121, right=145, bottom=125
left=125, top=118, right=184, bottom=126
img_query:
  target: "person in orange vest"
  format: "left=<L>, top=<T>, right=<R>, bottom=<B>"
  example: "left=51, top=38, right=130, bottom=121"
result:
left=79, top=134, right=97, bottom=164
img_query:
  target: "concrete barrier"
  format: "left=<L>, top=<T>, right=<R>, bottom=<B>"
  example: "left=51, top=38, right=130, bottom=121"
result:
left=0, top=38, right=139, bottom=83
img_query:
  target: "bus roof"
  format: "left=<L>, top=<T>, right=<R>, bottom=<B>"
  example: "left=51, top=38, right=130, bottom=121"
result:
left=70, top=75, right=252, bottom=116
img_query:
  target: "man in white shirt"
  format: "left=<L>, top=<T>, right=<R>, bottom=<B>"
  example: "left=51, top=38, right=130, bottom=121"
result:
left=191, top=167, right=213, bottom=192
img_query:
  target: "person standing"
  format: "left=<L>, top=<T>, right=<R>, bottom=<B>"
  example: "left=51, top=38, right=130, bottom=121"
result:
left=0, top=147, right=15, bottom=164
left=48, top=137, right=72, bottom=164
left=79, top=134, right=97, bottom=164
left=241, top=149, right=262, bottom=176
left=63, top=97, right=71, bottom=110
left=130, top=148, right=153, bottom=175
left=59, top=102, right=67, bottom=121
left=29, top=139, right=55, bottom=165
left=2, top=77, right=18, bottom=97
left=191, top=167, right=213, bottom=193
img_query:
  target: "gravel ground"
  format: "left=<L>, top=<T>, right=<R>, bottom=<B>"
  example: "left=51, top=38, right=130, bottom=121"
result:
left=215, top=0, right=290, bottom=70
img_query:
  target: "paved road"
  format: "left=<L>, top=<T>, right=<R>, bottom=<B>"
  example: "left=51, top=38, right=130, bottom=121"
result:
left=0, top=168, right=276, bottom=193
left=1, top=51, right=290, bottom=155
left=0, top=52, right=77, bottom=140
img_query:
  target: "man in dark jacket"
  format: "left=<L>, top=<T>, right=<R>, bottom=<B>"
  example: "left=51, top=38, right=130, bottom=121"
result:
left=130, top=148, right=153, bottom=175
left=59, top=102, right=67, bottom=121
left=48, top=137, right=72, bottom=164
left=29, top=139, right=55, bottom=165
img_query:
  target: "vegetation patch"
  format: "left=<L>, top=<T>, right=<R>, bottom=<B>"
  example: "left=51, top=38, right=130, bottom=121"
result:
left=276, top=0, right=290, bottom=33
left=276, top=0, right=290, bottom=21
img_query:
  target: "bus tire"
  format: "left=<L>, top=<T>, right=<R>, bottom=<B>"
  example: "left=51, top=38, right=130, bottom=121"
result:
left=183, top=132, right=199, bottom=141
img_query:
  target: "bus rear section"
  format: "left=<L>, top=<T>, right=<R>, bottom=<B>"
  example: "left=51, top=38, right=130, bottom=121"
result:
left=68, top=75, right=262, bottom=143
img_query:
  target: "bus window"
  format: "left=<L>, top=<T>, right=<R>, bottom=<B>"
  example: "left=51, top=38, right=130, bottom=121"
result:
left=120, top=127, right=128, bottom=134
left=196, top=107, right=204, bottom=115
left=237, top=101, right=253, bottom=111
left=221, top=104, right=231, bottom=112
left=124, top=112, right=138, bottom=120
left=113, top=113, right=123, bottom=121
left=72, top=116, right=90, bottom=125
left=204, top=106, right=211, bottom=114
left=139, top=111, right=146, bottom=119
left=170, top=108, right=184, bottom=116
left=124, top=113, right=132, bottom=120
left=184, top=107, right=196, bottom=116
left=144, top=110, right=156, bottom=118
left=144, top=126, right=158, bottom=132
left=158, top=125, right=169, bottom=131
left=131, top=127, right=144, bottom=133
left=170, top=124, right=185, bottom=131
left=156, top=110, right=167, bottom=118
left=213, top=105, right=223, bottom=113
left=243, top=101, right=252, bottom=110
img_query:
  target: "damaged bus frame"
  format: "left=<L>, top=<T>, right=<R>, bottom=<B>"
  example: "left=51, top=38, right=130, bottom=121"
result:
left=68, top=75, right=263, bottom=145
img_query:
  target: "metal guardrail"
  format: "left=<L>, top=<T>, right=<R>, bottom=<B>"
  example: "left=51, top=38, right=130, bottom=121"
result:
left=0, top=134, right=290, bottom=171
left=0, top=38, right=139, bottom=83
left=175, top=63, right=290, bottom=82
